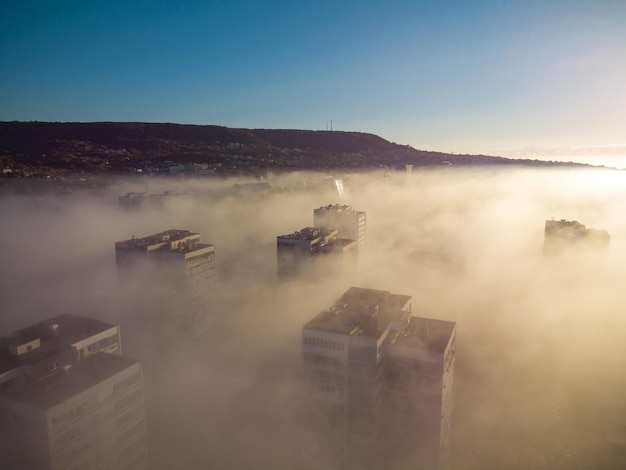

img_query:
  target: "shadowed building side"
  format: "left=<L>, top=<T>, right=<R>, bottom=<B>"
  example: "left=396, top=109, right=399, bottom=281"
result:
left=115, top=229, right=216, bottom=336
left=277, top=227, right=357, bottom=281
left=385, top=317, right=456, bottom=470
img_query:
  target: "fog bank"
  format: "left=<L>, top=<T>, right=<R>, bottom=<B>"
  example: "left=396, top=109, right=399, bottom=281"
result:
left=1, top=167, right=625, bottom=469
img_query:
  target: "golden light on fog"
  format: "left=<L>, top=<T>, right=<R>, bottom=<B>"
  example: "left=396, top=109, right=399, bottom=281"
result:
left=1, top=166, right=625, bottom=469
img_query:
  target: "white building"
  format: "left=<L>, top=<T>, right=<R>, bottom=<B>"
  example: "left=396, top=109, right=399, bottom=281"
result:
left=302, top=287, right=456, bottom=470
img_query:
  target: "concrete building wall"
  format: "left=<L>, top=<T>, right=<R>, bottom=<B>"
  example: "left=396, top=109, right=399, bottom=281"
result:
left=115, top=230, right=216, bottom=334
left=277, top=228, right=358, bottom=281
left=0, top=356, right=147, bottom=470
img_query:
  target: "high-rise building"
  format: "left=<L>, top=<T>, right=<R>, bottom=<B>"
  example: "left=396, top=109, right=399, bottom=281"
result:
left=0, top=316, right=148, bottom=469
left=302, top=287, right=456, bottom=470
left=277, top=227, right=357, bottom=280
left=115, top=229, right=216, bottom=333
left=313, top=205, right=366, bottom=255
left=543, top=219, right=610, bottom=259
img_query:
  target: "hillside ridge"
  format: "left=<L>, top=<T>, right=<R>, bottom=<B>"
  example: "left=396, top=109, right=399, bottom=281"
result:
left=0, top=121, right=585, bottom=178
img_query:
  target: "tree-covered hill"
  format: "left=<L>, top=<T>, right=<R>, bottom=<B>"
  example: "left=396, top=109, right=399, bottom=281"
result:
left=0, top=121, right=584, bottom=177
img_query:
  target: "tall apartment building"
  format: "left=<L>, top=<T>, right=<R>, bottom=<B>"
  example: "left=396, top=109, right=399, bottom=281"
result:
left=313, top=205, right=366, bottom=255
left=302, top=287, right=456, bottom=470
left=0, top=315, right=148, bottom=469
left=115, top=229, right=216, bottom=333
left=277, top=227, right=357, bottom=280
left=543, top=219, right=610, bottom=259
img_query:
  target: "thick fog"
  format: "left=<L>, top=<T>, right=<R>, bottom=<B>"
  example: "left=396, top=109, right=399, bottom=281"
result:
left=1, top=167, right=626, bottom=469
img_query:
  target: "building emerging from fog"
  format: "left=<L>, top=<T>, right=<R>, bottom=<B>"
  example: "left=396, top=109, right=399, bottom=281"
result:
left=0, top=315, right=148, bottom=469
left=313, top=204, right=366, bottom=255
left=302, top=287, right=456, bottom=470
left=543, top=219, right=610, bottom=259
left=115, top=229, right=216, bottom=334
left=118, top=190, right=185, bottom=209
left=277, top=227, right=358, bottom=280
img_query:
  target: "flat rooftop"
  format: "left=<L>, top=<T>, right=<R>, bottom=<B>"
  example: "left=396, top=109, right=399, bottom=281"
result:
left=161, top=242, right=215, bottom=255
left=116, top=230, right=214, bottom=260
left=303, top=287, right=412, bottom=339
left=315, top=204, right=364, bottom=215
left=0, top=353, right=140, bottom=410
left=0, top=314, right=118, bottom=374
left=115, top=229, right=198, bottom=249
left=391, top=316, right=456, bottom=354
left=278, top=227, right=337, bottom=241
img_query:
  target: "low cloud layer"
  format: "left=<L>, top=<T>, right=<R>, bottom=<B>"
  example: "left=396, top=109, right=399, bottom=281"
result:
left=1, top=167, right=625, bottom=468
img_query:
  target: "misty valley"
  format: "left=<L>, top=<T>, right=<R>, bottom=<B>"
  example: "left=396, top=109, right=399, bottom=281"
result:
left=1, top=167, right=625, bottom=469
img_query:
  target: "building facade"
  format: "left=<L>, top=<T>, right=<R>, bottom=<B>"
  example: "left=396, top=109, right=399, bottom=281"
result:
left=302, top=287, right=456, bottom=470
left=0, top=316, right=148, bottom=469
left=115, top=229, right=216, bottom=334
left=277, top=227, right=357, bottom=280
left=313, top=205, right=366, bottom=255
left=0, top=354, right=147, bottom=470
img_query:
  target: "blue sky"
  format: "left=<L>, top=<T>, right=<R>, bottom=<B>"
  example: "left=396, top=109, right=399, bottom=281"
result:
left=1, top=0, right=625, bottom=155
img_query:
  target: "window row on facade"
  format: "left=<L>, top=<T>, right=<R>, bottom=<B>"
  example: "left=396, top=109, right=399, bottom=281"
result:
left=303, top=352, right=342, bottom=367
left=390, top=356, right=445, bottom=377
left=304, top=335, right=345, bottom=351
left=304, top=367, right=345, bottom=386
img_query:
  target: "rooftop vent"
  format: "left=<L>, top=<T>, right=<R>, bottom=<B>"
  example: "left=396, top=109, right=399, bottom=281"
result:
left=363, top=303, right=379, bottom=318
left=49, top=323, right=60, bottom=335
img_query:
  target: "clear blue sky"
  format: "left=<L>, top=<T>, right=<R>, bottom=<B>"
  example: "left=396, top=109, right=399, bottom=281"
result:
left=1, top=0, right=625, bottom=155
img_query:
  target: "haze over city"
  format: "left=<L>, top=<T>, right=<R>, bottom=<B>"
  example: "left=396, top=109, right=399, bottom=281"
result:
left=1, top=167, right=625, bottom=468
left=1, top=1, right=626, bottom=469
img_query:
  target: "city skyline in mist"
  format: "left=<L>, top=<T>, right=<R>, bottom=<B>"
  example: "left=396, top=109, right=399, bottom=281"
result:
left=2, top=1, right=625, bottom=159
left=1, top=167, right=625, bottom=468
